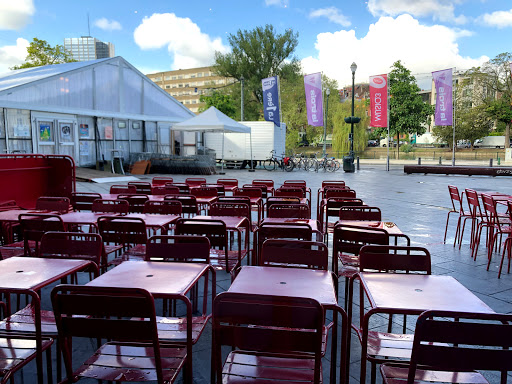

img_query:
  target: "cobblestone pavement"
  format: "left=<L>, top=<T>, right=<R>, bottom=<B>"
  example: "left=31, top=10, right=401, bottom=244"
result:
left=25, top=163, right=512, bottom=383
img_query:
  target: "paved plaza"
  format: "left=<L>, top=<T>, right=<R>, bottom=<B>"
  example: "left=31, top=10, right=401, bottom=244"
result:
left=30, top=162, right=512, bottom=384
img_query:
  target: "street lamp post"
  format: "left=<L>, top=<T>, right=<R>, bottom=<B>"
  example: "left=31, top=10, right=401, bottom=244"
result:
left=323, top=88, right=330, bottom=158
left=343, top=62, right=359, bottom=172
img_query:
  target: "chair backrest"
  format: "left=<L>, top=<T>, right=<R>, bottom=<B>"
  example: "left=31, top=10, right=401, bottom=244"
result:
left=91, top=199, right=129, bottom=214
left=175, top=218, right=228, bottom=251
left=212, top=292, right=323, bottom=384
left=268, top=203, right=310, bottom=219
left=117, top=194, right=149, bottom=213
left=359, top=245, right=431, bottom=274
left=209, top=202, right=251, bottom=220
left=151, top=185, right=180, bottom=195
left=447, top=185, right=463, bottom=213
left=19, top=213, right=66, bottom=256
left=325, top=188, right=356, bottom=199
left=164, top=195, right=197, bottom=216
left=35, top=196, right=70, bottom=213
left=402, top=310, right=512, bottom=383
left=110, top=184, right=136, bottom=194
left=267, top=196, right=301, bottom=208
left=481, top=193, right=498, bottom=225
left=51, top=285, right=168, bottom=384
left=167, top=183, right=190, bottom=194
left=325, top=198, right=364, bottom=221
left=247, top=184, right=269, bottom=198
left=252, top=179, right=274, bottom=189
left=275, top=187, right=305, bottom=198
left=127, top=181, right=152, bottom=194
left=145, top=235, right=210, bottom=263
left=71, top=192, right=102, bottom=211
left=217, top=196, right=251, bottom=206
left=339, top=206, right=382, bottom=221
left=190, top=186, right=218, bottom=198
left=152, top=176, right=173, bottom=186
left=185, top=177, right=206, bottom=187
left=322, top=180, right=345, bottom=188
left=465, top=188, right=482, bottom=219
left=260, top=239, right=328, bottom=270
left=283, top=180, right=307, bottom=187
left=97, top=216, right=147, bottom=247
left=202, top=183, right=225, bottom=196
left=217, top=178, right=238, bottom=190
left=143, top=200, right=182, bottom=215
left=40, top=231, right=104, bottom=266
left=234, top=187, right=262, bottom=199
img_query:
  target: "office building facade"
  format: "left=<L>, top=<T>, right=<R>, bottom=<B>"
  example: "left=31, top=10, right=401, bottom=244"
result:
left=64, top=37, right=115, bottom=62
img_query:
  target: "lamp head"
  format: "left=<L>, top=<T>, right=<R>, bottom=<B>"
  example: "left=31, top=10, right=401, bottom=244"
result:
left=326, top=88, right=330, bottom=95
left=350, top=62, right=357, bottom=74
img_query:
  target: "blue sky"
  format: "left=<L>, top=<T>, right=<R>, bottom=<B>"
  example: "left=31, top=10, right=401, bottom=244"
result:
left=0, top=0, right=510, bottom=89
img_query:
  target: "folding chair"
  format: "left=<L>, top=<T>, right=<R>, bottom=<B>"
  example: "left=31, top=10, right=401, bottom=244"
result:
left=70, top=192, right=102, bottom=211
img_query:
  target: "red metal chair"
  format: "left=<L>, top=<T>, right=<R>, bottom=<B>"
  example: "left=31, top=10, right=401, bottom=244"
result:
left=19, top=213, right=66, bottom=257
left=209, top=202, right=251, bottom=220
left=461, top=188, right=486, bottom=254
left=444, top=185, right=471, bottom=245
left=251, top=179, right=274, bottom=195
left=128, top=181, right=152, bottom=194
left=146, top=235, right=210, bottom=263
left=212, top=292, right=324, bottom=384
left=339, top=206, right=382, bottom=221
left=253, top=222, right=313, bottom=266
left=51, top=285, right=191, bottom=384
left=202, top=183, right=225, bottom=196
left=275, top=186, right=305, bottom=198
left=260, top=239, right=328, bottom=270
left=497, top=200, right=512, bottom=278
left=91, top=198, right=129, bottom=214
left=190, top=186, right=218, bottom=214
left=217, top=196, right=251, bottom=205
left=325, top=188, right=356, bottom=199
left=164, top=195, right=198, bottom=217
left=268, top=203, right=310, bottom=219
left=109, top=184, right=136, bottom=194
left=248, top=183, right=270, bottom=199
left=97, top=216, right=147, bottom=265
left=266, top=196, right=301, bottom=213
left=175, top=218, right=247, bottom=272
left=319, top=197, right=364, bottom=238
left=0, top=288, right=53, bottom=384
left=152, top=176, right=173, bottom=186
left=380, top=310, right=512, bottom=384
left=283, top=180, right=311, bottom=201
left=234, top=187, right=263, bottom=222
left=185, top=177, right=206, bottom=187
left=151, top=185, right=180, bottom=195
left=217, top=178, right=238, bottom=193
left=35, top=196, right=70, bottom=213
left=167, top=183, right=190, bottom=194
left=144, top=200, right=182, bottom=215
left=70, top=192, right=101, bottom=211
left=117, top=194, right=149, bottom=213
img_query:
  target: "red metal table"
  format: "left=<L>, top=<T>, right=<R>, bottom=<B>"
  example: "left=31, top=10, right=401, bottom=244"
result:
left=0, top=209, right=54, bottom=243
left=229, top=266, right=346, bottom=384
left=123, top=213, right=179, bottom=231
left=352, top=273, right=495, bottom=382
left=335, top=220, right=409, bottom=245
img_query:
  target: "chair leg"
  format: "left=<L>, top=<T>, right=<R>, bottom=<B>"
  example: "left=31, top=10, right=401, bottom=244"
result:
left=370, top=362, right=377, bottom=384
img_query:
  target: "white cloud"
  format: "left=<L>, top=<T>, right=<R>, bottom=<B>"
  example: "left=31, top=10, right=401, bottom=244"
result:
left=133, top=13, right=229, bottom=69
left=0, top=38, right=30, bottom=73
left=309, top=7, right=351, bottom=27
left=265, top=0, right=289, bottom=7
left=0, top=0, right=35, bottom=30
left=368, top=0, right=467, bottom=24
left=301, top=14, right=488, bottom=88
left=94, top=18, right=122, bottom=31
left=480, top=9, right=512, bottom=28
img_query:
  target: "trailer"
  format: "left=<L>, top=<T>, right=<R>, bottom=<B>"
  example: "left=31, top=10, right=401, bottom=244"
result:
left=203, top=121, right=286, bottom=168
left=473, top=136, right=510, bottom=148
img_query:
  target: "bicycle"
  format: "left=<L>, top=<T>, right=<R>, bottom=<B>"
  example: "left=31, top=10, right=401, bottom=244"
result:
left=318, top=153, right=338, bottom=172
left=292, top=153, right=308, bottom=171
left=264, top=150, right=294, bottom=172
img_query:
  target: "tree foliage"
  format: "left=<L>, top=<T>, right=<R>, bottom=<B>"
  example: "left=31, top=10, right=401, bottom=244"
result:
left=332, top=100, right=369, bottom=155
left=199, top=91, right=237, bottom=118
left=213, top=24, right=300, bottom=121
left=11, top=38, right=75, bottom=70
left=388, top=61, right=433, bottom=152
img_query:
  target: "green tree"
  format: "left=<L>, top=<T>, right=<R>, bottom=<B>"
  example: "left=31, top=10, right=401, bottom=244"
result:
left=467, top=52, right=512, bottom=147
left=389, top=61, right=434, bottom=156
left=199, top=91, right=237, bottom=118
left=11, top=38, right=75, bottom=70
left=332, top=99, right=369, bottom=156
left=213, top=24, right=300, bottom=120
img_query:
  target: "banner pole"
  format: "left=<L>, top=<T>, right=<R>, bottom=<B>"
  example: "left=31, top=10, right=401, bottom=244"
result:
left=452, top=68, right=456, bottom=166
left=278, top=76, right=282, bottom=125
left=387, top=73, right=390, bottom=172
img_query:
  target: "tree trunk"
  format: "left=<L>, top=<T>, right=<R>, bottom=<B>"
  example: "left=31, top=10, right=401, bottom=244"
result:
left=397, top=141, right=400, bottom=159
left=506, top=122, right=511, bottom=148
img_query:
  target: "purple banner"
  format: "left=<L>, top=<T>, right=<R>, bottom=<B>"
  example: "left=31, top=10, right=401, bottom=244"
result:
left=433, top=68, right=453, bottom=126
left=304, top=72, right=324, bottom=127
left=262, top=76, right=280, bottom=127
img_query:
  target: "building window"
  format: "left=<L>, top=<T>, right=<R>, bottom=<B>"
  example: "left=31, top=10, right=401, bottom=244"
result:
left=178, top=75, right=183, bottom=79
left=179, top=84, right=183, bottom=88
left=164, top=76, right=171, bottom=80
left=154, top=77, right=162, bottom=81
left=197, top=73, right=202, bottom=77
left=172, top=76, right=177, bottom=80
left=165, top=85, right=170, bottom=89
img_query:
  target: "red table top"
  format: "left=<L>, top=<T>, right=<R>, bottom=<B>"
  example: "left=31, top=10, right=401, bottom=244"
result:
left=229, top=266, right=337, bottom=307
left=59, top=211, right=116, bottom=225
left=192, top=215, right=248, bottom=230
left=123, top=213, right=179, bottom=228
left=335, top=220, right=404, bottom=236
left=260, top=218, right=320, bottom=233
left=86, top=261, right=209, bottom=298
left=359, top=273, right=494, bottom=314
left=0, top=209, right=55, bottom=222
left=101, top=193, right=164, bottom=201
left=0, top=257, right=93, bottom=291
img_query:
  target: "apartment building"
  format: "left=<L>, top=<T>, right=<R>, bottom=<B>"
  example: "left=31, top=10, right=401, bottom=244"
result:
left=146, top=66, right=235, bottom=113
left=64, top=37, right=115, bottom=62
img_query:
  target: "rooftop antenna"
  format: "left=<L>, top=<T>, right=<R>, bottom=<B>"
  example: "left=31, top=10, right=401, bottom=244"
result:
left=87, top=13, right=90, bottom=36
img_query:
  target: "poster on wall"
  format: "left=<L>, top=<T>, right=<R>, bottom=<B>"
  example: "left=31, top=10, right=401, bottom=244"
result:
left=39, top=123, right=52, bottom=141
left=14, top=118, right=30, bottom=137
left=79, top=124, right=89, bottom=138
left=60, top=124, right=71, bottom=140
left=79, top=141, right=90, bottom=156
left=105, top=125, right=113, bottom=139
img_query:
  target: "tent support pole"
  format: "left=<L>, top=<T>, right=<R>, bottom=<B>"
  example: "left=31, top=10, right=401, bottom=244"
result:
left=249, top=131, right=255, bottom=172
left=219, top=132, right=225, bottom=175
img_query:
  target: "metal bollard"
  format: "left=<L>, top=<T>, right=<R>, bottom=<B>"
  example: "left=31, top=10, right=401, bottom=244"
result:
left=356, top=156, right=360, bottom=170
left=418, top=157, right=421, bottom=165
left=439, top=157, right=442, bottom=165
left=489, top=158, right=493, bottom=167
left=498, top=157, right=501, bottom=166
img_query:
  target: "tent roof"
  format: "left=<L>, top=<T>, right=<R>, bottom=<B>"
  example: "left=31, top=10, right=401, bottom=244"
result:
left=172, top=106, right=250, bottom=133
